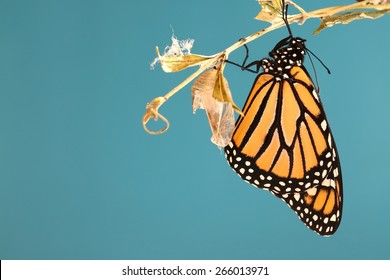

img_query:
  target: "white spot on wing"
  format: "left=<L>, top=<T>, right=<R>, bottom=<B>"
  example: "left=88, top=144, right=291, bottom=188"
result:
left=321, top=120, right=327, bottom=131
left=328, top=134, right=333, bottom=147
left=312, top=89, right=320, bottom=101
left=307, top=187, right=317, bottom=196
left=322, top=179, right=331, bottom=187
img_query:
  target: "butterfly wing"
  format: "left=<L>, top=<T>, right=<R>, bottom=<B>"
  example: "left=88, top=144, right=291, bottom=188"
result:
left=276, top=164, right=342, bottom=235
left=275, top=135, right=343, bottom=236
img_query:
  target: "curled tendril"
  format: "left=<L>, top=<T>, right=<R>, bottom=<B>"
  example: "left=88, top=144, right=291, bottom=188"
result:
left=142, top=97, right=170, bottom=135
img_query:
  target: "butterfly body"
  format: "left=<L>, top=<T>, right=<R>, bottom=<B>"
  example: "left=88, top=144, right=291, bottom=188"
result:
left=224, top=36, right=343, bottom=236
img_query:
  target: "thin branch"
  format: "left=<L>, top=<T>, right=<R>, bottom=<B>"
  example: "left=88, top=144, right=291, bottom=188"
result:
left=143, top=0, right=390, bottom=135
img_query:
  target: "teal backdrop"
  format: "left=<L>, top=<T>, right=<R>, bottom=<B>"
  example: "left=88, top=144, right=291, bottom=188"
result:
left=0, top=0, right=389, bottom=259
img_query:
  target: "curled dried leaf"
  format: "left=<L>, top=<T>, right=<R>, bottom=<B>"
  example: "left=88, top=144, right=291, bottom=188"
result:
left=192, top=69, right=237, bottom=148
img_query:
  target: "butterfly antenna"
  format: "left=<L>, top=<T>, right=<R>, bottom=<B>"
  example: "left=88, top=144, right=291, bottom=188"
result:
left=305, top=47, right=331, bottom=74
left=306, top=50, right=321, bottom=93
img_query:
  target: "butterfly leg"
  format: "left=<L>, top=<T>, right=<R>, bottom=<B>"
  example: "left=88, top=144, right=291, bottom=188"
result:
left=225, top=42, right=263, bottom=74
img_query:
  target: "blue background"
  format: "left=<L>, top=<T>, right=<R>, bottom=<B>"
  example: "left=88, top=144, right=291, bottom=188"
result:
left=0, top=0, right=389, bottom=259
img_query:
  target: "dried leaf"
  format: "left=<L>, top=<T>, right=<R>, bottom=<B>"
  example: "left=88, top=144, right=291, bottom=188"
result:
left=271, top=0, right=284, bottom=13
left=151, top=36, right=213, bottom=72
left=156, top=48, right=212, bottom=72
left=356, top=0, right=390, bottom=3
left=313, top=8, right=390, bottom=34
left=192, top=69, right=237, bottom=148
left=255, top=0, right=283, bottom=23
left=213, top=70, right=242, bottom=114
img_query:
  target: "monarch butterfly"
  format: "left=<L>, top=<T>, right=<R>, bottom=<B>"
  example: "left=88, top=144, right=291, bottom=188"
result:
left=224, top=4, right=342, bottom=236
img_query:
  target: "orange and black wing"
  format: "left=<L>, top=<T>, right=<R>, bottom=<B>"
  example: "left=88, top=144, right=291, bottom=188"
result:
left=275, top=158, right=342, bottom=235
left=224, top=65, right=343, bottom=235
